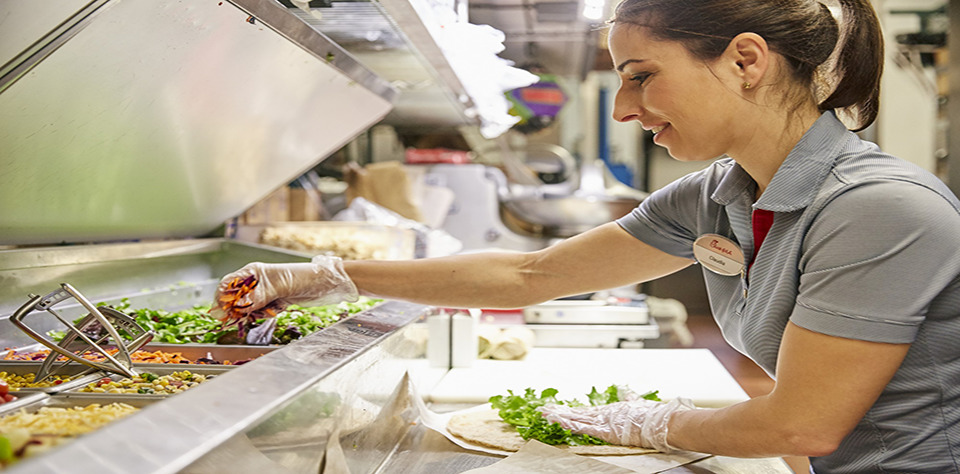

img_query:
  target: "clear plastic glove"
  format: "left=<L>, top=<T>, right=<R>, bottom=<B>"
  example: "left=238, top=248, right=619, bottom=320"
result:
left=538, top=397, right=695, bottom=452
left=210, top=255, right=359, bottom=322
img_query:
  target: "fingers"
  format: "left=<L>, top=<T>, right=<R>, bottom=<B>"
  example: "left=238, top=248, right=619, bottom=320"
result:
left=538, top=404, right=624, bottom=444
left=213, top=258, right=359, bottom=323
left=538, top=400, right=668, bottom=448
left=616, top=385, right=640, bottom=402
left=214, top=263, right=275, bottom=317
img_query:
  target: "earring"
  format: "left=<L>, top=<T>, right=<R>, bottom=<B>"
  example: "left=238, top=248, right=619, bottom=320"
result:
left=742, top=81, right=752, bottom=90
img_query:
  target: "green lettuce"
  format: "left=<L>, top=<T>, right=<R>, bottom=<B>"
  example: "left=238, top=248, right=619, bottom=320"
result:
left=489, top=385, right=660, bottom=446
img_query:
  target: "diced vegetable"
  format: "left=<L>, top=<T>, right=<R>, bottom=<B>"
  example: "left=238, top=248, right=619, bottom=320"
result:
left=0, top=436, right=12, bottom=463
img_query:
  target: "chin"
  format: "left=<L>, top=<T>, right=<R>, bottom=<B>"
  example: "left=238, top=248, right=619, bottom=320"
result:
left=664, top=148, right=718, bottom=163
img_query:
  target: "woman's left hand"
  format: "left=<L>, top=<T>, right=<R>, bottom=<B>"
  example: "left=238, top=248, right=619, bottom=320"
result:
left=539, top=398, right=695, bottom=452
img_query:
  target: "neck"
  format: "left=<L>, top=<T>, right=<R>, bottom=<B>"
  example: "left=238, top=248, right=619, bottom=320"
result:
left=731, top=104, right=822, bottom=197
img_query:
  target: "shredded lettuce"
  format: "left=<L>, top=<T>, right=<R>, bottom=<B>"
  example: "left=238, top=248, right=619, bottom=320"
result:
left=48, top=297, right=381, bottom=345
left=489, top=385, right=660, bottom=446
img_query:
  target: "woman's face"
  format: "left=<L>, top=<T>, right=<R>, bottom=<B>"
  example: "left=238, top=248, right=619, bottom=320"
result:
left=609, top=23, right=743, bottom=162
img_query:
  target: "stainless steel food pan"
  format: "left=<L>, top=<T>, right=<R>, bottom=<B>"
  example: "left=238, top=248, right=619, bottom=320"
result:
left=0, top=362, right=105, bottom=394
left=62, top=365, right=232, bottom=397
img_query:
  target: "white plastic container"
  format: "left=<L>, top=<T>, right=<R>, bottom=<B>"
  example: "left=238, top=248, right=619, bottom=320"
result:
left=427, top=312, right=451, bottom=368
left=451, top=310, right=478, bottom=368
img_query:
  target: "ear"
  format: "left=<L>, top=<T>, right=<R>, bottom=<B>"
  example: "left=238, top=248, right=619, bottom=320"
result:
left=723, top=32, right=769, bottom=90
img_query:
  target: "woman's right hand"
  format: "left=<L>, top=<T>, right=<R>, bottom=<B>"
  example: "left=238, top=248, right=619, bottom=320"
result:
left=210, top=255, right=358, bottom=321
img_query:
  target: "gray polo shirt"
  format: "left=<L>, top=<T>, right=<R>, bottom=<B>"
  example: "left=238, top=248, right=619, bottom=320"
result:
left=617, top=112, right=960, bottom=473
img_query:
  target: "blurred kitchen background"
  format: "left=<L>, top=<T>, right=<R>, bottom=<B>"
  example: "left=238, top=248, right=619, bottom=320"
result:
left=0, top=1, right=953, bottom=472
left=222, top=0, right=951, bottom=315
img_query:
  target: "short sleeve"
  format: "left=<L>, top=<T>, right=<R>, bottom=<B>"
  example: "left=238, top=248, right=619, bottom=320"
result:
left=616, top=171, right=708, bottom=259
left=791, top=180, right=960, bottom=343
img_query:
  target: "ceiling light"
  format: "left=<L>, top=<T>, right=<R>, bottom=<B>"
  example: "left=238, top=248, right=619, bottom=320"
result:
left=582, top=0, right=605, bottom=21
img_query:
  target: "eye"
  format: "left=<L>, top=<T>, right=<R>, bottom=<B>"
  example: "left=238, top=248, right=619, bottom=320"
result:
left=629, top=73, right=651, bottom=86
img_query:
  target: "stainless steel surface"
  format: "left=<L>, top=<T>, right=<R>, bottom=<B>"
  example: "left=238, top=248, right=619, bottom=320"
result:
left=0, top=239, right=306, bottom=330
left=0, top=235, right=433, bottom=473
left=468, top=0, right=602, bottom=80
left=16, top=301, right=430, bottom=474
left=292, top=1, right=479, bottom=130
left=427, top=164, right=552, bottom=251
left=4, top=297, right=433, bottom=472
left=379, top=416, right=502, bottom=472
left=523, top=300, right=650, bottom=325
left=527, top=323, right=660, bottom=348
left=0, top=0, right=104, bottom=90
left=0, top=0, right=395, bottom=245
left=230, top=0, right=397, bottom=101
left=500, top=195, right=641, bottom=238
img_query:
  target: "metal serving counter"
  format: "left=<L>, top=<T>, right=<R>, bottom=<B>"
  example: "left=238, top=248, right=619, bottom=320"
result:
left=0, top=239, right=439, bottom=473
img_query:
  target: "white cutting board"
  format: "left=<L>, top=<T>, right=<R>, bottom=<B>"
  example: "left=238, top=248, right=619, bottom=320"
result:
left=427, top=348, right=751, bottom=408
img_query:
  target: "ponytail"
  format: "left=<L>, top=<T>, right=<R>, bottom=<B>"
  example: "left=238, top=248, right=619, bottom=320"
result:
left=818, top=0, right=884, bottom=131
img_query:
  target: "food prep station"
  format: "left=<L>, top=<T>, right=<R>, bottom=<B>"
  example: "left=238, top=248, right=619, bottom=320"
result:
left=0, top=246, right=788, bottom=473
left=0, top=1, right=790, bottom=473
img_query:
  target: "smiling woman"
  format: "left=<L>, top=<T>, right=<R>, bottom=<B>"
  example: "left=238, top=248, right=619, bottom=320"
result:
left=210, top=2, right=960, bottom=473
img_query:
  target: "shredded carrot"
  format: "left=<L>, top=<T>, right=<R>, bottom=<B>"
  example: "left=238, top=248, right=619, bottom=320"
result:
left=217, top=275, right=260, bottom=324
left=215, top=275, right=282, bottom=337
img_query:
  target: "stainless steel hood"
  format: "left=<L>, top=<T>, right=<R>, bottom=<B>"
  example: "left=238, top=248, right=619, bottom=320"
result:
left=0, top=0, right=396, bottom=246
left=292, top=1, right=480, bottom=131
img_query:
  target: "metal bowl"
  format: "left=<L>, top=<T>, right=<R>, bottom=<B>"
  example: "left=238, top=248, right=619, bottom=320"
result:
left=500, top=196, right=641, bottom=238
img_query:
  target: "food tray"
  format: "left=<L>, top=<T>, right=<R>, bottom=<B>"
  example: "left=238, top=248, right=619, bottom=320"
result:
left=0, top=362, right=106, bottom=394
left=2, top=343, right=277, bottom=369
left=125, top=343, right=277, bottom=369
left=0, top=392, right=165, bottom=416
left=235, top=221, right=417, bottom=260
left=62, top=365, right=232, bottom=397
left=0, top=392, right=164, bottom=467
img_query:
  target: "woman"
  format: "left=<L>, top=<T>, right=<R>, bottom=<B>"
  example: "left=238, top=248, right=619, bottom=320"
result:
left=215, top=0, right=960, bottom=471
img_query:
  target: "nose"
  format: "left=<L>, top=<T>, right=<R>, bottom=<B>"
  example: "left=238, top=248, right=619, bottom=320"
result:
left=612, top=83, right=641, bottom=123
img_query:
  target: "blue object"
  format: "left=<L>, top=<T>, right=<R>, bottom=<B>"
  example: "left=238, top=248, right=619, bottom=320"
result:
left=598, top=87, right=634, bottom=187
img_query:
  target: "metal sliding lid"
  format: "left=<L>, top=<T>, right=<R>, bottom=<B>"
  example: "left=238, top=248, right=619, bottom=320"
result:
left=0, top=0, right=396, bottom=246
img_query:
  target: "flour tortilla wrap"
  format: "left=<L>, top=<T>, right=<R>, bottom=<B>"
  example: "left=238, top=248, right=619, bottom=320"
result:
left=447, top=409, right=658, bottom=455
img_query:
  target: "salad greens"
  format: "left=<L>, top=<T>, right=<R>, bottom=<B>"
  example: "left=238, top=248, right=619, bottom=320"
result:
left=489, top=385, right=660, bottom=446
left=49, top=297, right=381, bottom=345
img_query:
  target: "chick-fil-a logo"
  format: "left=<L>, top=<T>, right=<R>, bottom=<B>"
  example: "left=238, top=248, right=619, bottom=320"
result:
left=710, top=239, right=734, bottom=256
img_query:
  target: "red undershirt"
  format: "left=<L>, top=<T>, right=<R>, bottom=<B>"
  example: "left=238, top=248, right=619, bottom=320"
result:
left=749, top=209, right=775, bottom=275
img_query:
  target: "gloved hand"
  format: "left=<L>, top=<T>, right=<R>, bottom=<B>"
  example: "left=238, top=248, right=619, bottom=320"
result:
left=538, top=397, right=695, bottom=452
left=210, top=255, right=359, bottom=322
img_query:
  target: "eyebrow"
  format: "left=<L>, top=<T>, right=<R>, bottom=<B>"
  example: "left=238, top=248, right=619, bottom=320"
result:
left=616, top=59, right=646, bottom=72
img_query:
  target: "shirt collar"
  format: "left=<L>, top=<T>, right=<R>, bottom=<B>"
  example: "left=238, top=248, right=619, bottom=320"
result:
left=711, top=111, right=850, bottom=212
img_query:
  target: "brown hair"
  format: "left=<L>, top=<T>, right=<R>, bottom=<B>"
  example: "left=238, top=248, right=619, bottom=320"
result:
left=611, top=0, right=883, bottom=131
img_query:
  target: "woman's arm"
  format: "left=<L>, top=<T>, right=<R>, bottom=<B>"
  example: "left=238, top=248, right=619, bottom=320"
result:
left=344, top=222, right=693, bottom=308
left=667, top=322, right=910, bottom=457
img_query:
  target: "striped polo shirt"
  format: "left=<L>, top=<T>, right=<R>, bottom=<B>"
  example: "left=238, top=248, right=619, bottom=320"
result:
left=617, top=111, right=960, bottom=473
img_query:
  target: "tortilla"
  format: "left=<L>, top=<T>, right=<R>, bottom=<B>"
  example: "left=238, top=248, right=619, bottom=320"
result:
left=447, top=409, right=658, bottom=456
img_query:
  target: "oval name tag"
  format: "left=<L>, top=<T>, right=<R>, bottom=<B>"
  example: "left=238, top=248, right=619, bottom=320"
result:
left=692, top=234, right=745, bottom=277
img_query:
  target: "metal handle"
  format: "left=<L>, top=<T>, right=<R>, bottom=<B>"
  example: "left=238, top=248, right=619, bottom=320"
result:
left=10, top=284, right=152, bottom=379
